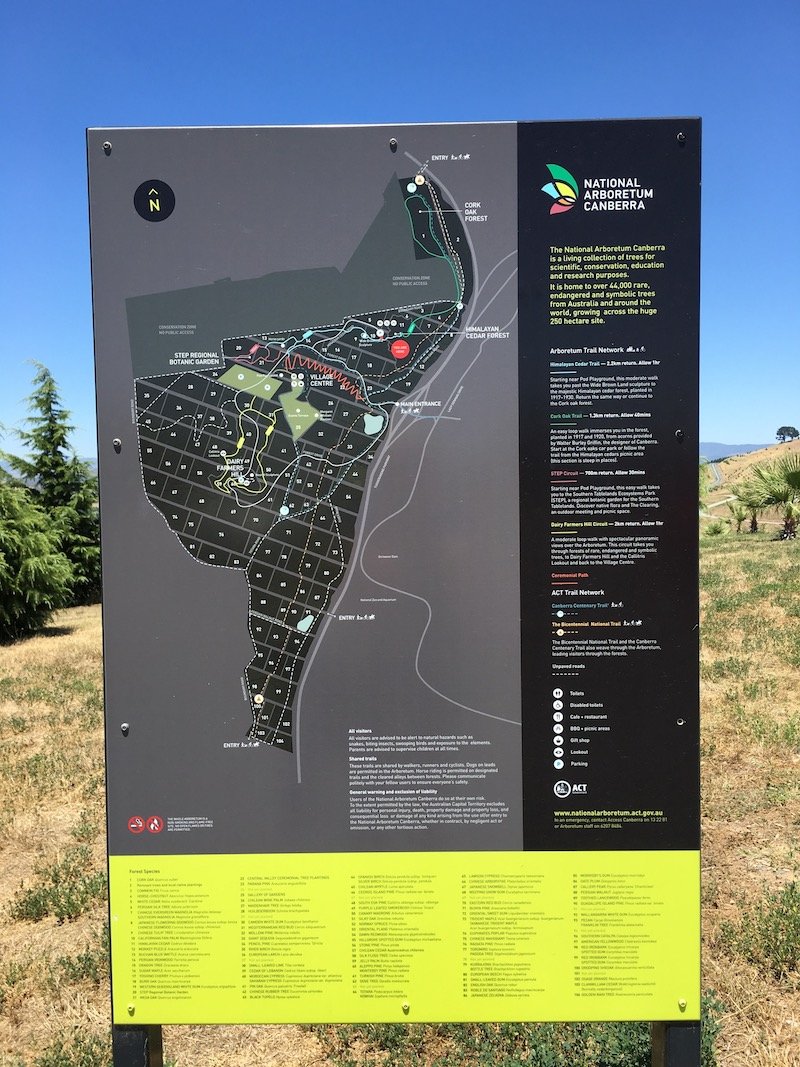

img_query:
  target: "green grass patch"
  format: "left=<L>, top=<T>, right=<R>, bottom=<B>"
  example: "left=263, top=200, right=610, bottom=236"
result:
left=0, top=740, right=24, bottom=765
left=723, top=690, right=800, bottom=750
left=0, top=959, right=28, bottom=1015
left=81, top=770, right=105, bottom=800
left=70, top=808, right=100, bottom=845
left=740, top=557, right=772, bottom=579
left=741, top=677, right=778, bottom=701
left=52, top=925, right=110, bottom=988
left=315, top=1021, right=651, bottom=1067
left=0, top=663, right=103, bottom=711
left=9, top=845, right=107, bottom=923
left=774, top=591, right=800, bottom=617
left=699, top=566, right=724, bottom=591
left=313, top=1002, right=722, bottom=1067
left=701, top=656, right=752, bottom=681
left=781, top=630, right=800, bottom=669
left=33, top=1030, right=111, bottom=1067
left=14, top=666, right=99, bottom=706
left=754, top=709, right=799, bottom=747
left=719, top=882, right=800, bottom=980
left=0, top=741, right=98, bottom=799
left=763, top=778, right=800, bottom=807
left=707, top=591, right=753, bottom=613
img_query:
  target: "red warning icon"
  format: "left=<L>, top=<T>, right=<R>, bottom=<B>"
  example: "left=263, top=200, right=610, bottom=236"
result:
left=146, top=815, right=164, bottom=834
left=127, top=816, right=145, bottom=834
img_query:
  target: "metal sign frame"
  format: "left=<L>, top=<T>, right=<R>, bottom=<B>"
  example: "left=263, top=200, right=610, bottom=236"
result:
left=88, top=120, right=700, bottom=1052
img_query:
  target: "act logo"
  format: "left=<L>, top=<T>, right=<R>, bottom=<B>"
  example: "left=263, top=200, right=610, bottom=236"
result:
left=553, top=780, right=572, bottom=798
left=542, top=164, right=580, bottom=214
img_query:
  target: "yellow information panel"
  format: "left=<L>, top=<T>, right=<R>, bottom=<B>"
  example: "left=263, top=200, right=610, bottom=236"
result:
left=109, top=850, right=699, bottom=1024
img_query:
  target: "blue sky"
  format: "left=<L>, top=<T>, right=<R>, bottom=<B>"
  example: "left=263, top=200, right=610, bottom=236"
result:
left=2, top=0, right=798, bottom=457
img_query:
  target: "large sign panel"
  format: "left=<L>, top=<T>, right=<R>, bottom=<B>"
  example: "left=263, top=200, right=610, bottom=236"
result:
left=88, top=120, right=700, bottom=1025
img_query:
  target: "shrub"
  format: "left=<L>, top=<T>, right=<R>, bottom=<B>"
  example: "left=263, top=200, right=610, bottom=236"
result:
left=0, top=479, right=73, bottom=642
left=704, top=520, right=727, bottom=537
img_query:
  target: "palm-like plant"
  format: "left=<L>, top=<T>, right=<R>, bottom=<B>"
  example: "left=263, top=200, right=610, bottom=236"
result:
left=727, top=501, right=748, bottom=533
left=732, top=484, right=762, bottom=533
left=735, top=455, right=800, bottom=539
left=779, top=500, right=800, bottom=540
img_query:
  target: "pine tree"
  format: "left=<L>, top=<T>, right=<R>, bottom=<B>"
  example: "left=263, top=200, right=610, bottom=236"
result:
left=0, top=477, right=74, bottom=641
left=2, top=364, right=101, bottom=604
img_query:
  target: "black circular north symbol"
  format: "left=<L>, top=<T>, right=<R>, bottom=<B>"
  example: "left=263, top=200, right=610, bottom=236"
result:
left=134, top=179, right=175, bottom=222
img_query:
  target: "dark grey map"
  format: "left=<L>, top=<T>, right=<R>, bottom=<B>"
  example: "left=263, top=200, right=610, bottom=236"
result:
left=131, top=177, right=474, bottom=751
left=90, top=124, right=521, bottom=855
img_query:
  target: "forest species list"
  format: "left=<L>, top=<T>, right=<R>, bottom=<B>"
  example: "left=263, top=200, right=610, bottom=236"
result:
left=110, top=851, right=699, bottom=1023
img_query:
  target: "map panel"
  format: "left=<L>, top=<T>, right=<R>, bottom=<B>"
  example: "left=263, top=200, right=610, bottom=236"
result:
left=93, top=123, right=523, bottom=858
left=133, top=177, right=474, bottom=752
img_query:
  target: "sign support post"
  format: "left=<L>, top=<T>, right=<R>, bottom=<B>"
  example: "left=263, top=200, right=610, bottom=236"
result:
left=112, top=1025, right=164, bottom=1067
left=651, top=1021, right=701, bottom=1066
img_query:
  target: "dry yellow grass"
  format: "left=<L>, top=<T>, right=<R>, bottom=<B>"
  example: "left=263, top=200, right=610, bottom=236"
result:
left=0, top=606, right=110, bottom=1062
left=699, top=531, right=800, bottom=1064
left=2, top=528, right=799, bottom=1065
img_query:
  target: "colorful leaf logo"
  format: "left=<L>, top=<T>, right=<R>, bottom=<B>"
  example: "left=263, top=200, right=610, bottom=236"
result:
left=542, top=164, right=579, bottom=214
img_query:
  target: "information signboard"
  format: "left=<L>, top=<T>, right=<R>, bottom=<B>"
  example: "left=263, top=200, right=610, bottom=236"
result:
left=88, top=119, right=700, bottom=1026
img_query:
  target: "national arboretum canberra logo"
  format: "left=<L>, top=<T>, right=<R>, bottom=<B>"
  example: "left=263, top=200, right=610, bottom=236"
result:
left=542, top=162, right=655, bottom=213
left=541, top=163, right=580, bottom=214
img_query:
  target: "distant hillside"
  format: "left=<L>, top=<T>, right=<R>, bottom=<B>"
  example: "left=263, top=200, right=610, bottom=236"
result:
left=700, top=441, right=772, bottom=461
left=704, top=438, right=800, bottom=513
